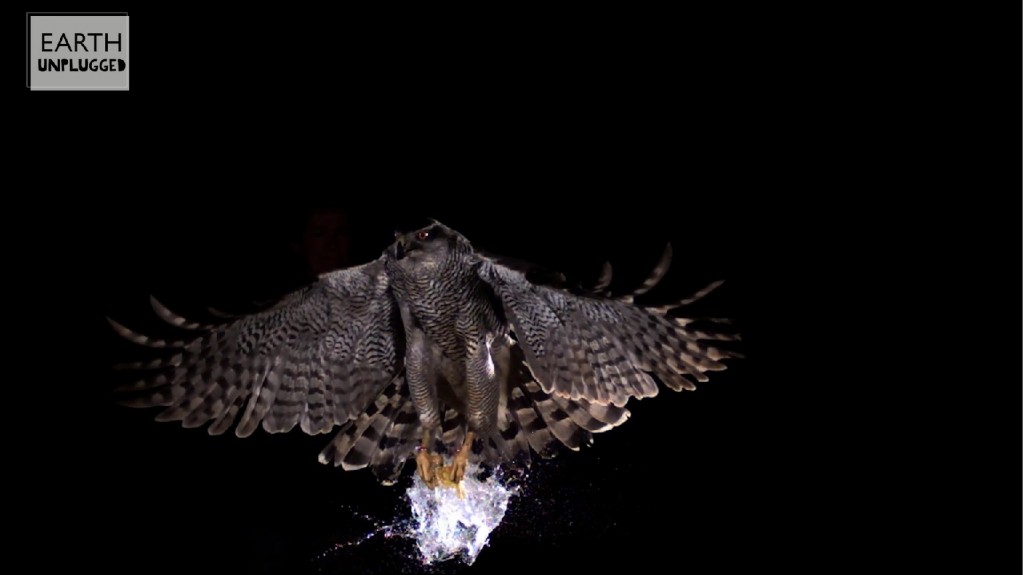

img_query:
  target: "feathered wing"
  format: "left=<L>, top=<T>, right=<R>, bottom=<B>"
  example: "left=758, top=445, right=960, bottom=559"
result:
left=113, top=257, right=405, bottom=442
left=488, top=342, right=631, bottom=465
left=478, top=252, right=741, bottom=408
left=316, top=374, right=422, bottom=483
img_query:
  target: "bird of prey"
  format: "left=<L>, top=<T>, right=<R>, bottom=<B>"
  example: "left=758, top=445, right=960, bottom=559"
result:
left=111, top=221, right=740, bottom=488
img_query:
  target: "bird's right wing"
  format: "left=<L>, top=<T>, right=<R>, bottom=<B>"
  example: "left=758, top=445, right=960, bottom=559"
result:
left=112, top=257, right=405, bottom=438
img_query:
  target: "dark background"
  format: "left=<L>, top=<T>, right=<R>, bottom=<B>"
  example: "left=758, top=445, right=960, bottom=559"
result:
left=7, top=5, right=844, bottom=574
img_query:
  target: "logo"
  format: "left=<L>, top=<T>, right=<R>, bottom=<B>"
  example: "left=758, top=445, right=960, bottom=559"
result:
left=27, top=12, right=129, bottom=91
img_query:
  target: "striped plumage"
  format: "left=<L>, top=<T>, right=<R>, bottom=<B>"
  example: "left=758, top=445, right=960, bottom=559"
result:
left=113, top=221, right=739, bottom=485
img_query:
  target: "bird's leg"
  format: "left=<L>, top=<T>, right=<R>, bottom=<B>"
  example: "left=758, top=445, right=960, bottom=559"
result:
left=415, top=429, right=439, bottom=488
left=443, top=332, right=498, bottom=487
left=447, top=430, right=475, bottom=485
left=401, top=317, right=446, bottom=488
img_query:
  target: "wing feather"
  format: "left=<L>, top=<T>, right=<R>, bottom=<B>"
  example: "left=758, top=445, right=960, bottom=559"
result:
left=479, top=254, right=737, bottom=405
left=112, top=257, right=404, bottom=438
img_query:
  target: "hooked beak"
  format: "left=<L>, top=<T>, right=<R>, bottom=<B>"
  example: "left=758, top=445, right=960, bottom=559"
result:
left=393, top=234, right=413, bottom=259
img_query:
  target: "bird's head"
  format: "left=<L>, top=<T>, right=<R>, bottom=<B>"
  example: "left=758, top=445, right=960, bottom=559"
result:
left=389, top=220, right=468, bottom=266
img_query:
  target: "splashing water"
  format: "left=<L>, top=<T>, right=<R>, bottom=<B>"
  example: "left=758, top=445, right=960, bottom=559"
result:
left=324, top=464, right=519, bottom=567
left=406, top=464, right=515, bottom=565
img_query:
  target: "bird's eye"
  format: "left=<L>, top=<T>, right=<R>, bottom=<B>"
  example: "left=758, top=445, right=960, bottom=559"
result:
left=416, top=230, right=430, bottom=241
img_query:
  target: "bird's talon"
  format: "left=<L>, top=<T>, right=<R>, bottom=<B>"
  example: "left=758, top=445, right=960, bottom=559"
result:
left=415, top=449, right=436, bottom=487
left=450, top=458, right=467, bottom=484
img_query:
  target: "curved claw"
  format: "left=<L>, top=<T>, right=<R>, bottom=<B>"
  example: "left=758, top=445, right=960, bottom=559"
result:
left=447, top=456, right=468, bottom=485
left=416, top=449, right=438, bottom=488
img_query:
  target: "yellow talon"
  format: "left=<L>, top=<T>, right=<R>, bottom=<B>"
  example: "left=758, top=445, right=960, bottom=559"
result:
left=415, top=448, right=437, bottom=488
left=414, top=432, right=474, bottom=499
left=433, top=464, right=465, bottom=498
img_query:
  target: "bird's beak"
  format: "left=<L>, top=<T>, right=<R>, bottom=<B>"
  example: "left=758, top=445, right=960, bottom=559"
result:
left=393, top=235, right=407, bottom=259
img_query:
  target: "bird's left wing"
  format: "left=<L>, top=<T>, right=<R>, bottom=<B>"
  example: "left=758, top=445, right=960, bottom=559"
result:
left=477, top=253, right=740, bottom=407
left=112, top=257, right=404, bottom=437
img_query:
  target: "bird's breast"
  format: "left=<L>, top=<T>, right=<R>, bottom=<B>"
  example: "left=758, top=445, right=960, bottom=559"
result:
left=423, top=338, right=468, bottom=411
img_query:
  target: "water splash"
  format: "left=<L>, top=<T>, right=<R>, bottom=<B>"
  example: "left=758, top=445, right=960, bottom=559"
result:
left=323, top=464, right=519, bottom=568
left=406, top=464, right=516, bottom=565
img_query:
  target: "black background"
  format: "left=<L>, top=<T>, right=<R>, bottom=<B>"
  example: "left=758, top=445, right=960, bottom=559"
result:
left=6, top=4, right=974, bottom=574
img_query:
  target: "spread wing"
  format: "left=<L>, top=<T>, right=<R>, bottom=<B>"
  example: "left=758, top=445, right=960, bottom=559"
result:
left=112, top=257, right=404, bottom=437
left=478, top=247, right=741, bottom=407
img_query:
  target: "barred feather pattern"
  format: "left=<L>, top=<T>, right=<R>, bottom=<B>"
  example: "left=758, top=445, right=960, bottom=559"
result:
left=316, top=342, right=635, bottom=481
left=476, top=344, right=631, bottom=466
left=317, top=374, right=421, bottom=484
left=112, top=224, right=739, bottom=485
left=478, top=257, right=741, bottom=407
left=114, top=258, right=403, bottom=439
